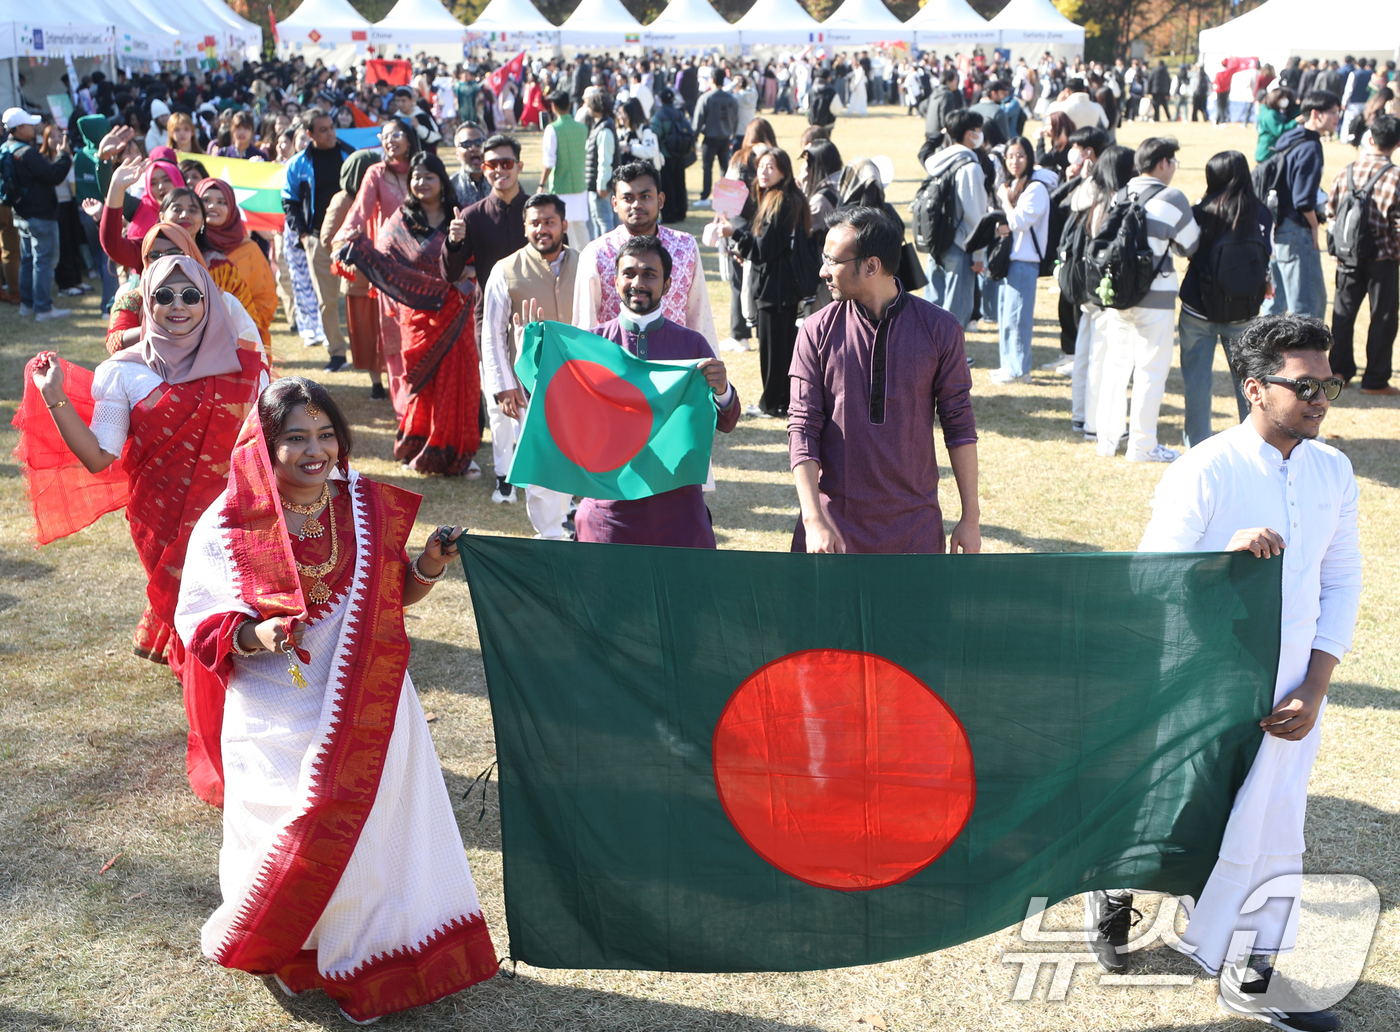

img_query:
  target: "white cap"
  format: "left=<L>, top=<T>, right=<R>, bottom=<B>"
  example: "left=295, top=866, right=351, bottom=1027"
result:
left=150, top=98, right=171, bottom=120
left=3, top=107, right=42, bottom=130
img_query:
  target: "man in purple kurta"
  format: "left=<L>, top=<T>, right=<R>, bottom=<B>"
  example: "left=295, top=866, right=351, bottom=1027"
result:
left=578, top=234, right=742, bottom=548
left=789, top=206, right=981, bottom=554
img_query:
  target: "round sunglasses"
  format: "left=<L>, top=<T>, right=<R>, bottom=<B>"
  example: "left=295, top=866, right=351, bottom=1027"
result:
left=152, top=286, right=205, bottom=306
left=1261, top=375, right=1344, bottom=401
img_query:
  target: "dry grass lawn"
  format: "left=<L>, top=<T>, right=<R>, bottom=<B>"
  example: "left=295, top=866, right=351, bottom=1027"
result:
left=0, top=108, right=1397, bottom=1031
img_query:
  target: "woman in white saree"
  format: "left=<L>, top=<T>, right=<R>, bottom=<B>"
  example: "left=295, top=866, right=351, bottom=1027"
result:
left=175, top=377, right=496, bottom=1024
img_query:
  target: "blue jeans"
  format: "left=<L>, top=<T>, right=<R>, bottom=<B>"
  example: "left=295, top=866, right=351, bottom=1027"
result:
left=1261, top=217, right=1327, bottom=320
left=14, top=215, right=59, bottom=313
left=78, top=207, right=119, bottom=312
left=1178, top=310, right=1250, bottom=448
left=925, top=243, right=975, bottom=328
left=997, top=260, right=1038, bottom=377
left=586, top=191, right=616, bottom=241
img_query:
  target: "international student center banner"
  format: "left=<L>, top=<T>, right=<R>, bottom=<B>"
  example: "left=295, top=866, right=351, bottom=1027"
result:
left=460, top=539, right=1280, bottom=973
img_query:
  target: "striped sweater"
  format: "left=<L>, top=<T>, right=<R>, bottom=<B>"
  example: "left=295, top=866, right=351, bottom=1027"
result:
left=1125, top=174, right=1201, bottom=310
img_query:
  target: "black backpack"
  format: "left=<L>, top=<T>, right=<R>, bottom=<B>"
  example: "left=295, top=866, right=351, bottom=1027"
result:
left=911, top=150, right=976, bottom=259
left=0, top=141, right=23, bottom=209
left=1251, top=138, right=1302, bottom=222
left=791, top=225, right=821, bottom=304
left=1081, top=183, right=1171, bottom=310
left=1040, top=177, right=1079, bottom=277
left=1328, top=162, right=1391, bottom=268
left=1056, top=206, right=1095, bottom=305
left=1196, top=210, right=1271, bottom=323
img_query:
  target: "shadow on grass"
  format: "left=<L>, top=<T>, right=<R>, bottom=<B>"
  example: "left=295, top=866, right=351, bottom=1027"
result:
left=1334, top=439, right=1400, bottom=488
left=0, top=1006, right=64, bottom=1029
left=263, top=971, right=834, bottom=1031
left=982, top=523, right=1103, bottom=553
left=409, top=637, right=487, bottom=698
left=1327, top=681, right=1400, bottom=711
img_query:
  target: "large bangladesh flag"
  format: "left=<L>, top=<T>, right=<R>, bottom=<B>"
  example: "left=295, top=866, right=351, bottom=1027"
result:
left=178, top=151, right=286, bottom=233
left=507, top=321, right=717, bottom=500
left=460, top=537, right=1280, bottom=972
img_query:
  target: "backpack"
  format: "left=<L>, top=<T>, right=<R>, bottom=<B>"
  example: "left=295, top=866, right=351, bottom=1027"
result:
left=1328, top=162, right=1391, bottom=268
left=1056, top=206, right=1095, bottom=304
left=1039, top=175, right=1078, bottom=277
left=1197, top=210, right=1271, bottom=323
left=1251, top=137, right=1302, bottom=222
left=658, top=108, right=697, bottom=168
left=0, top=141, right=22, bottom=209
left=911, top=150, right=976, bottom=258
left=791, top=224, right=821, bottom=304
left=1081, top=182, right=1171, bottom=310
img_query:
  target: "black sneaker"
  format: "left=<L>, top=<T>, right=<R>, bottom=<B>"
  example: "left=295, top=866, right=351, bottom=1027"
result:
left=1219, top=963, right=1340, bottom=1032
left=369, top=382, right=387, bottom=401
left=324, top=355, right=347, bottom=373
left=1085, top=891, right=1139, bottom=973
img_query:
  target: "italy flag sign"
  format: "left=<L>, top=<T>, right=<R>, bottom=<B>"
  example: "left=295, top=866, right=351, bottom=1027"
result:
left=460, top=538, right=1279, bottom=973
left=178, top=151, right=286, bottom=233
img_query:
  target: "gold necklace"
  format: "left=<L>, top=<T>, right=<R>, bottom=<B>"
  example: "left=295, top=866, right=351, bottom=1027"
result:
left=282, top=483, right=330, bottom=540
left=294, top=499, right=339, bottom=605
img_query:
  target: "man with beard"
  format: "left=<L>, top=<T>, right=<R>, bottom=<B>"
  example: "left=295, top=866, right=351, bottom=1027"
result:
left=480, top=193, right=576, bottom=535
left=575, top=235, right=741, bottom=547
left=1122, top=315, right=1360, bottom=1032
left=572, top=160, right=717, bottom=349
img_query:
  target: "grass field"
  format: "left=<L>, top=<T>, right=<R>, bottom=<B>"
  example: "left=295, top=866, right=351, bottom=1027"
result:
left=0, top=108, right=1397, bottom=1031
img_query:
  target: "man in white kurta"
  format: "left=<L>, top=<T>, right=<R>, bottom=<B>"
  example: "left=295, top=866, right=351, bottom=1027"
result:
left=1137, top=315, right=1361, bottom=1032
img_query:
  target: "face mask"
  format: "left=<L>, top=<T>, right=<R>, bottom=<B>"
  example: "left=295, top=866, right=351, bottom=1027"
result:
left=967, top=130, right=984, bottom=149
left=1068, top=146, right=1084, bottom=166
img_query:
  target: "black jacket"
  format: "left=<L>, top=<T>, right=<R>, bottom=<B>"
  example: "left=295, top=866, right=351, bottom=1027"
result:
left=808, top=85, right=837, bottom=128
left=923, top=84, right=964, bottom=142
left=6, top=140, right=72, bottom=220
left=1147, top=65, right=1172, bottom=95
left=732, top=191, right=803, bottom=310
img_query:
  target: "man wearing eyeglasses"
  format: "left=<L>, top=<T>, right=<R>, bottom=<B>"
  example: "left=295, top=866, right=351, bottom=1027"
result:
left=1130, top=315, right=1360, bottom=1032
left=450, top=122, right=490, bottom=210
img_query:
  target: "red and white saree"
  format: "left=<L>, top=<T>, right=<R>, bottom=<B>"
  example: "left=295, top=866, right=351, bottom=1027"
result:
left=174, top=414, right=497, bottom=1021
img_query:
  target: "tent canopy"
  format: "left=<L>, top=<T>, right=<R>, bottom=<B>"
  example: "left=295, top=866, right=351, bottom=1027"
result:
left=279, top=0, right=373, bottom=46
left=643, top=0, right=739, bottom=46
left=374, top=0, right=465, bottom=44
left=1198, top=0, right=1400, bottom=77
left=733, top=0, right=821, bottom=46
left=821, top=0, right=910, bottom=45
left=986, top=0, right=1084, bottom=45
left=559, top=0, right=645, bottom=47
left=905, top=0, right=993, bottom=47
left=467, top=0, right=559, bottom=44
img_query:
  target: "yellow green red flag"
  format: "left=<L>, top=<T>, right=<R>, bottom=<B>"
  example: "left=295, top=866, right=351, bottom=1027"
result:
left=178, top=151, right=286, bottom=233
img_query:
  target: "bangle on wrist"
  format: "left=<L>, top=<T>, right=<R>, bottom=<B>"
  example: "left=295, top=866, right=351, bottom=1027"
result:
left=230, top=619, right=261, bottom=657
left=411, top=554, right=447, bottom=586
left=45, top=396, right=68, bottom=411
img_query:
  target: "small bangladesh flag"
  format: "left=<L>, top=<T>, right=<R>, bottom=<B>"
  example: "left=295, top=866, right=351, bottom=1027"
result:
left=180, top=151, right=286, bottom=233
left=460, top=538, right=1280, bottom=973
left=508, top=320, right=717, bottom=501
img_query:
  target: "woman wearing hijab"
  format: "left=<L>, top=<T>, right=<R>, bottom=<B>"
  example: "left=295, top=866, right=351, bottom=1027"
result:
left=321, top=149, right=387, bottom=400
left=340, top=152, right=480, bottom=475
left=98, top=154, right=183, bottom=256
left=195, top=178, right=279, bottom=349
left=174, top=378, right=497, bottom=1023
left=105, top=223, right=262, bottom=361
left=333, top=118, right=421, bottom=414
left=16, top=256, right=267, bottom=805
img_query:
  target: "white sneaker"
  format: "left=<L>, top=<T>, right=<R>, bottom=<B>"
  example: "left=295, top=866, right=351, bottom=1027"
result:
left=718, top=336, right=749, bottom=352
left=18, top=304, right=33, bottom=316
left=465, top=460, right=483, bottom=480
left=491, top=476, right=516, bottom=504
left=1052, top=358, right=1074, bottom=376
left=1127, top=444, right=1180, bottom=463
left=693, top=198, right=712, bottom=209
left=35, top=308, right=71, bottom=322
left=966, top=319, right=980, bottom=332
left=989, top=368, right=1032, bottom=385
left=1040, top=358, right=1065, bottom=370
left=743, top=404, right=764, bottom=417
left=61, top=286, right=84, bottom=296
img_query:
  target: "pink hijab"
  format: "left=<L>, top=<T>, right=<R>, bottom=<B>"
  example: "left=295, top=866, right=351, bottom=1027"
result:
left=109, top=255, right=243, bottom=384
left=126, top=159, right=186, bottom=241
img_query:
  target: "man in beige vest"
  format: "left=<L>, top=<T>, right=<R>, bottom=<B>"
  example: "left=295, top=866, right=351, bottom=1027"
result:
left=480, top=192, right=577, bottom=538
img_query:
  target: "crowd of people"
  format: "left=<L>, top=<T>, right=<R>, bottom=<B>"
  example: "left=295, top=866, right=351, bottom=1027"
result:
left=3, top=40, right=1382, bottom=1032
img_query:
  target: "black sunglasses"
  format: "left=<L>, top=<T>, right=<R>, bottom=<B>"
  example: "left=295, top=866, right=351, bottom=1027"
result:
left=1261, top=375, right=1343, bottom=401
left=152, top=286, right=205, bottom=306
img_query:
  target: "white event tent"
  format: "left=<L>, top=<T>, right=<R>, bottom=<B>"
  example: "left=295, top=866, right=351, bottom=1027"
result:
left=559, top=0, right=646, bottom=48
left=643, top=0, right=739, bottom=48
left=733, top=0, right=821, bottom=46
left=466, top=0, right=560, bottom=47
left=904, top=0, right=993, bottom=51
left=821, top=0, right=910, bottom=46
left=277, top=0, right=374, bottom=68
left=1198, top=0, right=1400, bottom=78
left=374, top=0, right=467, bottom=46
left=986, top=0, right=1084, bottom=60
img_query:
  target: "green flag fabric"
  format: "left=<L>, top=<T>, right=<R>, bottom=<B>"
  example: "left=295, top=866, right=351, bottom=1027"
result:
left=508, top=320, right=718, bottom=500
left=460, top=537, right=1280, bottom=973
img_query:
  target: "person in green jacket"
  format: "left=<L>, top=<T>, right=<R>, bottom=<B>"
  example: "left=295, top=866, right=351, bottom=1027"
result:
left=73, top=114, right=120, bottom=314
left=1255, top=86, right=1300, bottom=162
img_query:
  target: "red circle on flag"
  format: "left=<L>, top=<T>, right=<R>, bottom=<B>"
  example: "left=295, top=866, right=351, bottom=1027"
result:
left=712, top=649, right=975, bottom=892
left=544, top=359, right=653, bottom=473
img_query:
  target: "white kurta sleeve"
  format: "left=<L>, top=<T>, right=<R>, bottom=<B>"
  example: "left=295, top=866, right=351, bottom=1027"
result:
left=223, top=293, right=265, bottom=356
left=1312, top=469, right=1362, bottom=660
left=571, top=243, right=602, bottom=330
left=541, top=123, right=558, bottom=175
left=480, top=264, right=517, bottom=398
left=89, top=361, right=133, bottom=458
left=686, top=256, right=719, bottom=352
left=1138, top=461, right=1213, bottom=552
